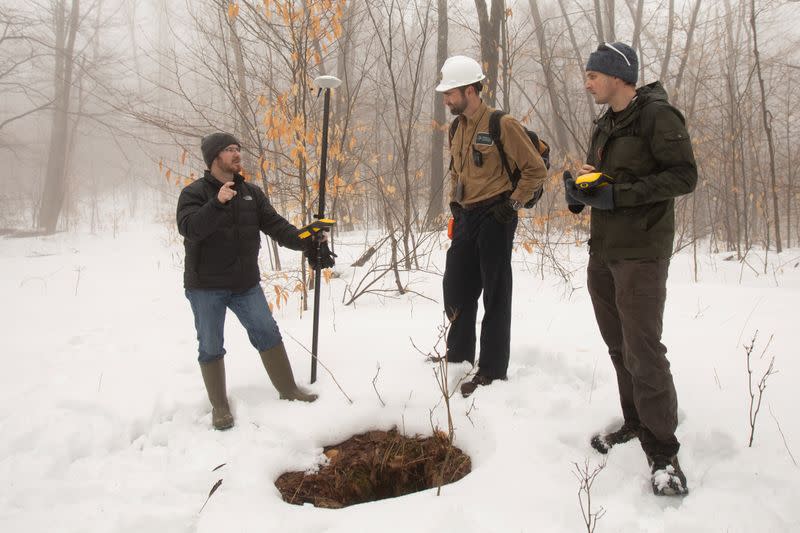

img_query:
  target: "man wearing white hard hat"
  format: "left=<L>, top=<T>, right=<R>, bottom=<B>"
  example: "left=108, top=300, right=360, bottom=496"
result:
left=436, top=55, right=548, bottom=397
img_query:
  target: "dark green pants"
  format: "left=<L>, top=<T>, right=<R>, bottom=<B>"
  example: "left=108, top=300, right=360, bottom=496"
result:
left=587, top=255, right=680, bottom=458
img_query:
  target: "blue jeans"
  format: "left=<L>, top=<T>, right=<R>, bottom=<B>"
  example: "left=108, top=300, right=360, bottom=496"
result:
left=185, top=285, right=282, bottom=363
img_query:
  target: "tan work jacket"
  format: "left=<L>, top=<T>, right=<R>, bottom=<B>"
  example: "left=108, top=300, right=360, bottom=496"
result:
left=449, top=102, right=547, bottom=206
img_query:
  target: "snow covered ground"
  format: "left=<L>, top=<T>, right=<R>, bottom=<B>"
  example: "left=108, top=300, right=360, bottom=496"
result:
left=2, top=214, right=799, bottom=533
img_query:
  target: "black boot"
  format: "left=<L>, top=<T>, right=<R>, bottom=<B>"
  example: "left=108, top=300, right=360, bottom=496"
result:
left=648, top=455, right=689, bottom=496
left=590, top=421, right=640, bottom=454
left=460, top=374, right=500, bottom=398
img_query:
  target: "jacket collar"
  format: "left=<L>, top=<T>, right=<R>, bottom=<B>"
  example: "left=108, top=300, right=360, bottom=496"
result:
left=462, top=100, right=489, bottom=126
left=594, top=81, right=669, bottom=133
left=203, top=170, right=244, bottom=188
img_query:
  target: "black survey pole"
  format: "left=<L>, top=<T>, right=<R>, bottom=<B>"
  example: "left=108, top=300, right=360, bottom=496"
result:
left=310, top=75, right=341, bottom=384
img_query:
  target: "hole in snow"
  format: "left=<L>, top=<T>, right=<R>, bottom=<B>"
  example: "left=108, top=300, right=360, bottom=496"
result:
left=275, top=428, right=471, bottom=508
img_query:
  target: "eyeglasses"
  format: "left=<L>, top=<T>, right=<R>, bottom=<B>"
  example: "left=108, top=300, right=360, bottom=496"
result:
left=602, top=42, right=631, bottom=66
left=223, top=146, right=241, bottom=153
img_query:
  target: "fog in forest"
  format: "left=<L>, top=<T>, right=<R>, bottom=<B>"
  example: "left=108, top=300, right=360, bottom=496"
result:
left=2, top=0, right=799, bottom=264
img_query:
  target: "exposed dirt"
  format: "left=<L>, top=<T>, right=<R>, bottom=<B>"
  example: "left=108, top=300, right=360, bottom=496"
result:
left=275, top=428, right=471, bottom=508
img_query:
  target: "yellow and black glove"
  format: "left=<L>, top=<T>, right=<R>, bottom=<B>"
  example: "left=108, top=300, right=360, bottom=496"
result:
left=563, top=171, right=585, bottom=214
left=568, top=172, right=615, bottom=211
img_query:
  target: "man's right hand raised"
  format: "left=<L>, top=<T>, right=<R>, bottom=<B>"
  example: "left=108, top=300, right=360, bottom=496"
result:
left=217, top=181, right=237, bottom=204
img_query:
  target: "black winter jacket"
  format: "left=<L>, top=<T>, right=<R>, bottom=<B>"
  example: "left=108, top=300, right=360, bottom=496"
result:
left=586, top=81, right=697, bottom=260
left=177, top=172, right=306, bottom=290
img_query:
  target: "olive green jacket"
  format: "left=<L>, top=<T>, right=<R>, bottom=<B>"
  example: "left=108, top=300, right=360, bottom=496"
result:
left=587, top=81, right=697, bottom=260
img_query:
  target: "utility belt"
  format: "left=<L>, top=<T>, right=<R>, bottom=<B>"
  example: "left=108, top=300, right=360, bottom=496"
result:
left=461, top=191, right=508, bottom=211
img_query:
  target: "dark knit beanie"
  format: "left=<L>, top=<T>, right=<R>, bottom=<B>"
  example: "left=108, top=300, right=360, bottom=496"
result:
left=586, top=42, right=638, bottom=85
left=201, top=132, right=240, bottom=169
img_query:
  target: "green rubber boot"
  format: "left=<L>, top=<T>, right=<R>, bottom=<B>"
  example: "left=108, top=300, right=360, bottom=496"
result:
left=199, top=358, right=234, bottom=430
left=259, top=343, right=318, bottom=402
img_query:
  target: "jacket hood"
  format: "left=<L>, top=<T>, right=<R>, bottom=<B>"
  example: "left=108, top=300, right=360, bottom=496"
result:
left=636, top=81, right=669, bottom=105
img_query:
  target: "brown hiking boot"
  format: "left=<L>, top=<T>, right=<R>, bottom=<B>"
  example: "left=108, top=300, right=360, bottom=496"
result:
left=199, top=358, right=234, bottom=430
left=260, top=343, right=318, bottom=402
left=590, top=422, right=640, bottom=454
left=648, top=455, right=689, bottom=496
left=460, top=374, right=496, bottom=398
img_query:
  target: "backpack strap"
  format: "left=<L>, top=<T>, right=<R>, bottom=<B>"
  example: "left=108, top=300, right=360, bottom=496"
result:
left=489, top=110, right=515, bottom=184
left=447, top=117, right=460, bottom=172
left=448, top=117, right=460, bottom=146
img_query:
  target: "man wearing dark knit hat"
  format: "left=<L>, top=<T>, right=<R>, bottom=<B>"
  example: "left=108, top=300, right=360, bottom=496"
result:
left=563, top=43, right=698, bottom=496
left=177, top=132, right=335, bottom=430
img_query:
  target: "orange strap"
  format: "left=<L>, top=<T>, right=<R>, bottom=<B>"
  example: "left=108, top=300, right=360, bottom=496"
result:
left=447, top=217, right=454, bottom=239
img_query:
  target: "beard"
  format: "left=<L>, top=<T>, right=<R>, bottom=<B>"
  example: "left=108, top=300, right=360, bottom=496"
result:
left=447, top=100, right=467, bottom=116
left=220, top=159, right=242, bottom=174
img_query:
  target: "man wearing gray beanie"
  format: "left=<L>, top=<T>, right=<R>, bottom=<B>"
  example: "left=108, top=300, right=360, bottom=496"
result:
left=563, top=43, right=698, bottom=496
left=176, top=132, right=336, bottom=431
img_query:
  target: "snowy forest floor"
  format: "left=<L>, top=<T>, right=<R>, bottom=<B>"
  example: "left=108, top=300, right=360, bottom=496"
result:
left=2, top=216, right=799, bottom=533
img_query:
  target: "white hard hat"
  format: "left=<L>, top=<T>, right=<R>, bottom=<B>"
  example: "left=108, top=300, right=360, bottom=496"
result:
left=435, top=55, right=485, bottom=92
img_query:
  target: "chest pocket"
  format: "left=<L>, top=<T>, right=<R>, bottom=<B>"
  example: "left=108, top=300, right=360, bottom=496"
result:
left=471, top=142, right=502, bottom=177
left=605, top=135, right=655, bottom=180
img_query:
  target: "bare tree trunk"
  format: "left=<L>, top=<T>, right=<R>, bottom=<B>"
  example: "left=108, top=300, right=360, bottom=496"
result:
left=557, top=0, right=597, bottom=123
left=39, top=0, right=80, bottom=233
left=529, top=0, right=572, bottom=155
left=474, top=0, right=503, bottom=107
left=229, top=23, right=254, bottom=175
left=500, top=6, right=510, bottom=112
left=660, top=0, right=675, bottom=83
left=673, top=0, right=702, bottom=102
left=127, top=0, right=143, bottom=94
left=593, top=0, right=605, bottom=42
left=787, top=73, right=794, bottom=248
left=750, top=0, right=782, bottom=252
left=632, top=0, right=645, bottom=85
left=605, top=0, right=616, bottom=42
left=428, top=0, right=447, bottom=227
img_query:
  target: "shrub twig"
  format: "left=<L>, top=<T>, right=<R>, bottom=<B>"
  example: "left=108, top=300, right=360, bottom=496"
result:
left=745, top=330, right=777, bottom=447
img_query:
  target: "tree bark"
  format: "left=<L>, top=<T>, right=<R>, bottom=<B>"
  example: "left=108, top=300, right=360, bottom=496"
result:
left=593, top=0, right=605, bottom=42
left=474, top=0, right=503, bottom=107
left=39, top=0, right=80, bottom=233
left=428, top=0, right=447, bottom=226
left=673, top=0, right=702, bottom=102
left=557, top=0, right=597, bottom=124
left=659, top=0, right=674, bottom=83
left=605, top=0, right=616, bottom=42
left=632, top=0, right=645, bottom=85
left=529, top=0, right=572, bottom=155
left=750, top=0, right=782, bottom=252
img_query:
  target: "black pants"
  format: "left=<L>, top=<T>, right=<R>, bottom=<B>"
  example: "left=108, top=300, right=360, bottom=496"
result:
left=443, top=205, right=517, bottom=380
left=587, top=254, right=680, bottom=458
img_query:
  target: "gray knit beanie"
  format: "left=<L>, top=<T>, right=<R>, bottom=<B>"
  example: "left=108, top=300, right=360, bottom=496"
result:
left=585, top=42, right=638, bottom=85
left=201, top=132, right=240, bottom=169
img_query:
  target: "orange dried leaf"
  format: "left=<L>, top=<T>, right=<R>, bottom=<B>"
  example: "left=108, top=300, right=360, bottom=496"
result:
left=324, top=449, right=339, bottom=460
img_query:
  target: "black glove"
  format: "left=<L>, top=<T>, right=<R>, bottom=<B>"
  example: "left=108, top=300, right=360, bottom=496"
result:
left=305, top=240, right=336, bottom=269
left=569, top=181, right=615, bottom=210
left=563, top=171, right=585, bottom=214
left=490, top=199, right=518, bottom=224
